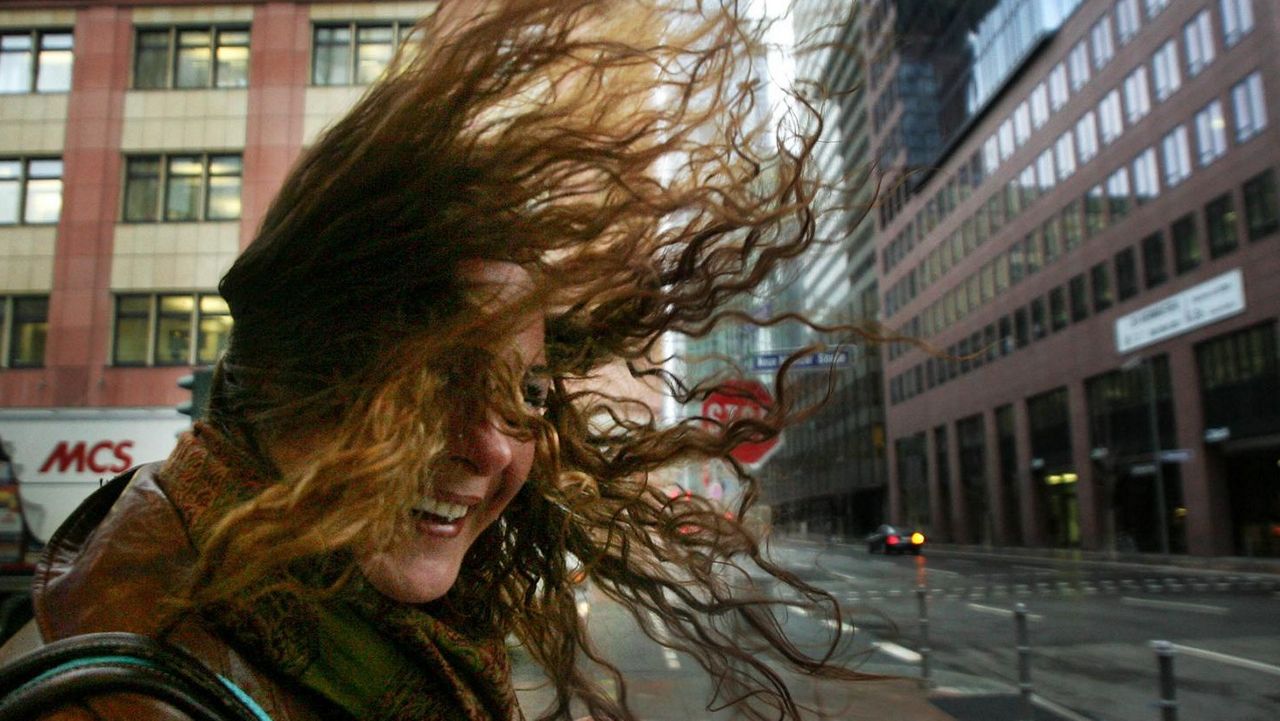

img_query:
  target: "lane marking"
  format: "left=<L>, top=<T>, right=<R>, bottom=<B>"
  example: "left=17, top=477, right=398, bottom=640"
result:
left=576, top=600, right=590, bottom=618
left=872, top=641, right=921, bottom=663
left=822, top=619, right=857, bottom=634
left=1170, top=644, right=1280, bottom=677
left=1120, top=597, right=1229, bottom=616
left=924, top=568, right=961, bottom=577
left=831, top=571, right=859, bottom=582
left=967, top=603, right=1043, bottom=621
left=1031, top=693, right=1096, bottom=721
left=1015, top=565, right=1054, bottom=575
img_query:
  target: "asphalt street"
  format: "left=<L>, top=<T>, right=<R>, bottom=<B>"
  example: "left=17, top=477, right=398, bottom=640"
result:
left=513, top=539, right=1280, bottom=720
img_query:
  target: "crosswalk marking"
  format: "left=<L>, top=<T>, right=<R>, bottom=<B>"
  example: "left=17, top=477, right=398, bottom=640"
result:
left=1120, top=596, right=1230, bottom=615
left=872, top=641, right=921, bottom=663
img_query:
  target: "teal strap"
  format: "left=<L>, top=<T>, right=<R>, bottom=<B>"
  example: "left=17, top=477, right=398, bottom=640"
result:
left=22, top=654, right=272, bottom=721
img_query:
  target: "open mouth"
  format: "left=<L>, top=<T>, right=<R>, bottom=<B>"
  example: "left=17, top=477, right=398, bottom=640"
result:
left=412, top=495, right=473, bottom=525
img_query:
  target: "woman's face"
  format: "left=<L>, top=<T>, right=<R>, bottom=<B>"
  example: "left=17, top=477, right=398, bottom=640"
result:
left=359, top=261, right=547, bottom=603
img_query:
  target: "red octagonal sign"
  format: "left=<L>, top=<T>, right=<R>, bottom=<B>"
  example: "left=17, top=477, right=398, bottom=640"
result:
left=701, top=379, right=780, bottom=465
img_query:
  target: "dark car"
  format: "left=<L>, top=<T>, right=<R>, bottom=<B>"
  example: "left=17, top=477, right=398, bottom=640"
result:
left=865, top=524, right=925, bottom=555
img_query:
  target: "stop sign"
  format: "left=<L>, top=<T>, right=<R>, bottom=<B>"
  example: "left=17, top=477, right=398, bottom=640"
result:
left=701, top=379, right=780, bottom=465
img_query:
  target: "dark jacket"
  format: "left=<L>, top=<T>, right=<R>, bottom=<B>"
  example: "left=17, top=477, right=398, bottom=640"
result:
left=0, top=464, right=329, bottom=720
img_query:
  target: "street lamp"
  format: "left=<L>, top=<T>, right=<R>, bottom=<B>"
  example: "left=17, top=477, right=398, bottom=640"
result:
left=1121, top=355, right=1170, bottom=555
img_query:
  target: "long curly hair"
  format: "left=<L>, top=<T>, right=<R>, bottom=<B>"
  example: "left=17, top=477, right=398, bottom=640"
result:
left=191, top=1, right=878, bottom=719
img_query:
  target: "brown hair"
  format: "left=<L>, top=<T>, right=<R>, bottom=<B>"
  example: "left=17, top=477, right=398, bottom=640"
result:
left=196, top=1, right=877, bottom=719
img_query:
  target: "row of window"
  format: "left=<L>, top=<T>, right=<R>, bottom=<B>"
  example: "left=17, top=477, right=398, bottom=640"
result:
left=1, top=20, right=420, bottom=94
left=882, top=68, right=1268, bottom=322
left=113, top=293, right=230, bottom=366
left=881, top=0, right=1256, bottom=274
left=0, top=296, right=46, bottom=368
left=1, top=153, right=243, bottom=226
left=888, top=169, right=1279, bottom=404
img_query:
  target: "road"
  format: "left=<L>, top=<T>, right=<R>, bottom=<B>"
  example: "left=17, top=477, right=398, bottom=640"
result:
left=763, top=538, right=1280, bottom=721
left=514, top=539, right=1280, bottom=720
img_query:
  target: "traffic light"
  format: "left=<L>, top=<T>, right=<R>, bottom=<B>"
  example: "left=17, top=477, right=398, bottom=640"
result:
left=177, top=367, right=214, bottom=422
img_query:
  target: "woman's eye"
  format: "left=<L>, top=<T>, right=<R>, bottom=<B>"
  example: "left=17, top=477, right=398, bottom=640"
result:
left=523, top=377, right=551, bottom=414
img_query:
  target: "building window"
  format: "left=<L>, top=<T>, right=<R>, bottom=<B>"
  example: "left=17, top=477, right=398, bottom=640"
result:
left=1036, top=149, right=1056, bottom=192
left=1193, top=100, right=1228, bottom=167
left=2, top=296, right=48, bottom=368
left=112, top=293, right=231, bottom=366
left=1171, top=213, right=1202, bottom=273
left=1086, top=185, right=1107, bottom=236
left=123, top=153, right=242, bottom=222
left=1115, top=247, right=1139, bottom=301
left=1091, top=15, right=1115, bottom=70
left=1142, top=231, right=1168, bottom=288
left=1030, top=82, right=1050, bottom=128
left=0, top=29, right=72, bottom=94
left=1055, top=133, right=1077, bottom=181
left=1195, top=323, right=1278, bottom=439
left=1024, top=231, right=1043, bottom=275
left=1091, top=262, right=1113, bottom=312
left=1116, top=0, right=1141, bottom=44
left=1107, top=166, right=1131, bottom=220
left=1144, top=0, right=1169, bottom=18
left=1042, top=217, right=1062, bottom=266
left=1123, top=66, right=1151, bottom=125
left=998, top=119, right=1015, bottom=161
left=1161, top=125, right=1192, bottom=188
left=1049, top=63, right=1069, bottom=111
left=1014, top=307, right=1030, bottom=347
left=1242, top=168, right=1279, bottom=241
left=1076, top=111, right=1099, bottom=164
left=1068, top=42, right=1090, bottom=92
left=1133, top=147, right=1160, bottom=203
left=1049, top=286, right=1069, bottom=332
left=1231, top=71, right=1267, bottom=143
left=1205, top=193, right=1239, bottom=258
left=1030, top=297, right=1047, bottom=341
left=1184, top=11, right=1215, bottom=77
left=0, top=158, right=62, bottom=225
left=1013, top=101, right=1031, bottom=147
left=1151, top=39, right=1181, bottom=102
left=1099, top=89, right=1124, bottom=145
left=313, top=21, right=415, bottom=86
left=1062, top=200, right=1084, bottom=252
left=1219, top=0, right=1254, bottom=47
left=1069, top=274, right=1089, bottom=322
left=134, top=26, right=249, bottom=89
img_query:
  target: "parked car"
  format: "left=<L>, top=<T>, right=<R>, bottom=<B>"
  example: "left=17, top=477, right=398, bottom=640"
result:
left=865, top=524, right=925, bottom=555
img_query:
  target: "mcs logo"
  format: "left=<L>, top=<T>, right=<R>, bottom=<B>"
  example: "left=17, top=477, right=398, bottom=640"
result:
left=38, top=441, right=135, bottom=475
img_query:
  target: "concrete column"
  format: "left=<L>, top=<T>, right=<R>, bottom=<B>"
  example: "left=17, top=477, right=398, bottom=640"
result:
left=1068, top=380, right=1101, bottom=550
left=1167, top=345, right=1232, bottom=555
left=982, top=406, right=1005, bottom=546
left=1013, top=399, right=1044, bottom=547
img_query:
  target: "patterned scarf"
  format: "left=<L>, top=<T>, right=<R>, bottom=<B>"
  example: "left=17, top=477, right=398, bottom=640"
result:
left=159, top=423, right=523, bottom=721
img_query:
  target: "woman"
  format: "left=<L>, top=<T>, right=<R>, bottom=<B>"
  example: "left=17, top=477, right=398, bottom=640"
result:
left=4, top=1, right=872, bottom=719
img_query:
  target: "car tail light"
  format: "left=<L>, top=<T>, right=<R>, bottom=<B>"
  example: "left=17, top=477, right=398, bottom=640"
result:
left=887, top=534, right=899, bottom=545
left=911, top=532, right=925, bottom=545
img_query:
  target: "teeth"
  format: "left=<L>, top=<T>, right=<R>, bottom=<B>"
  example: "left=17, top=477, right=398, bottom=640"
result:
left=413, top=495, right=469, bottom=522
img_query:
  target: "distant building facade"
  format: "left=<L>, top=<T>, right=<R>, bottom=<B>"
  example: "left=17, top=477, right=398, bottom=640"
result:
left=0, top=0, right=435, bottom=535
left=878, top=0, right=1280, bottom=557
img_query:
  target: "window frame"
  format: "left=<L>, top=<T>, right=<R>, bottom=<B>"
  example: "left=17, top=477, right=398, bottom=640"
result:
left=311, top=19, right=416, bottom=87
left=3, top=295, right=49, bottom=368
left=0, top=28, right=74, bottom=94
left=110, top=292, right=232, bottom=367
left=122, top=152, right=242, bottom=223
left=132, top=25, right=250, bottom=90
left=0, top=156, right=63, bottom=226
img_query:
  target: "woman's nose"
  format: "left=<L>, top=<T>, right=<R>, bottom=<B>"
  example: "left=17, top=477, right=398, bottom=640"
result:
left=450, top=414, right=516, bottom=476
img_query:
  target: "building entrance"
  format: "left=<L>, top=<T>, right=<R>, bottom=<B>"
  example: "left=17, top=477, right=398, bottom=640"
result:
left=1039, top=469, right=1079, bottom=548
left=1114, top=463, right=1187, bottom=554
left=1222, top=446, right=1280, bottom=557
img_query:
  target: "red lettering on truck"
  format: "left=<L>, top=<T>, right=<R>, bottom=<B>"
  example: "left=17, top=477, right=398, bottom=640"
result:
left=39, top=441, right=134, bottom=474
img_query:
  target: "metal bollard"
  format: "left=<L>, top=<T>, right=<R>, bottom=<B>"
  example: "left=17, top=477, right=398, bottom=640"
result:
left=1015, top=603, right=1034, bottom=721
left=916, top=585, right=932, bottom=688
left=1152, top=641, right=1178, bottom=721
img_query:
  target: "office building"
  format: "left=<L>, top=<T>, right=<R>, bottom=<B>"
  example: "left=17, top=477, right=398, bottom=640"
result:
left=879, top=0, right=1279, bottom=557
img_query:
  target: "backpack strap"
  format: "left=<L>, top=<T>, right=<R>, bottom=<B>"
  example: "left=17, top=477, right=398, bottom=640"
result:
left=0, top=631, right=272, bottom=721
